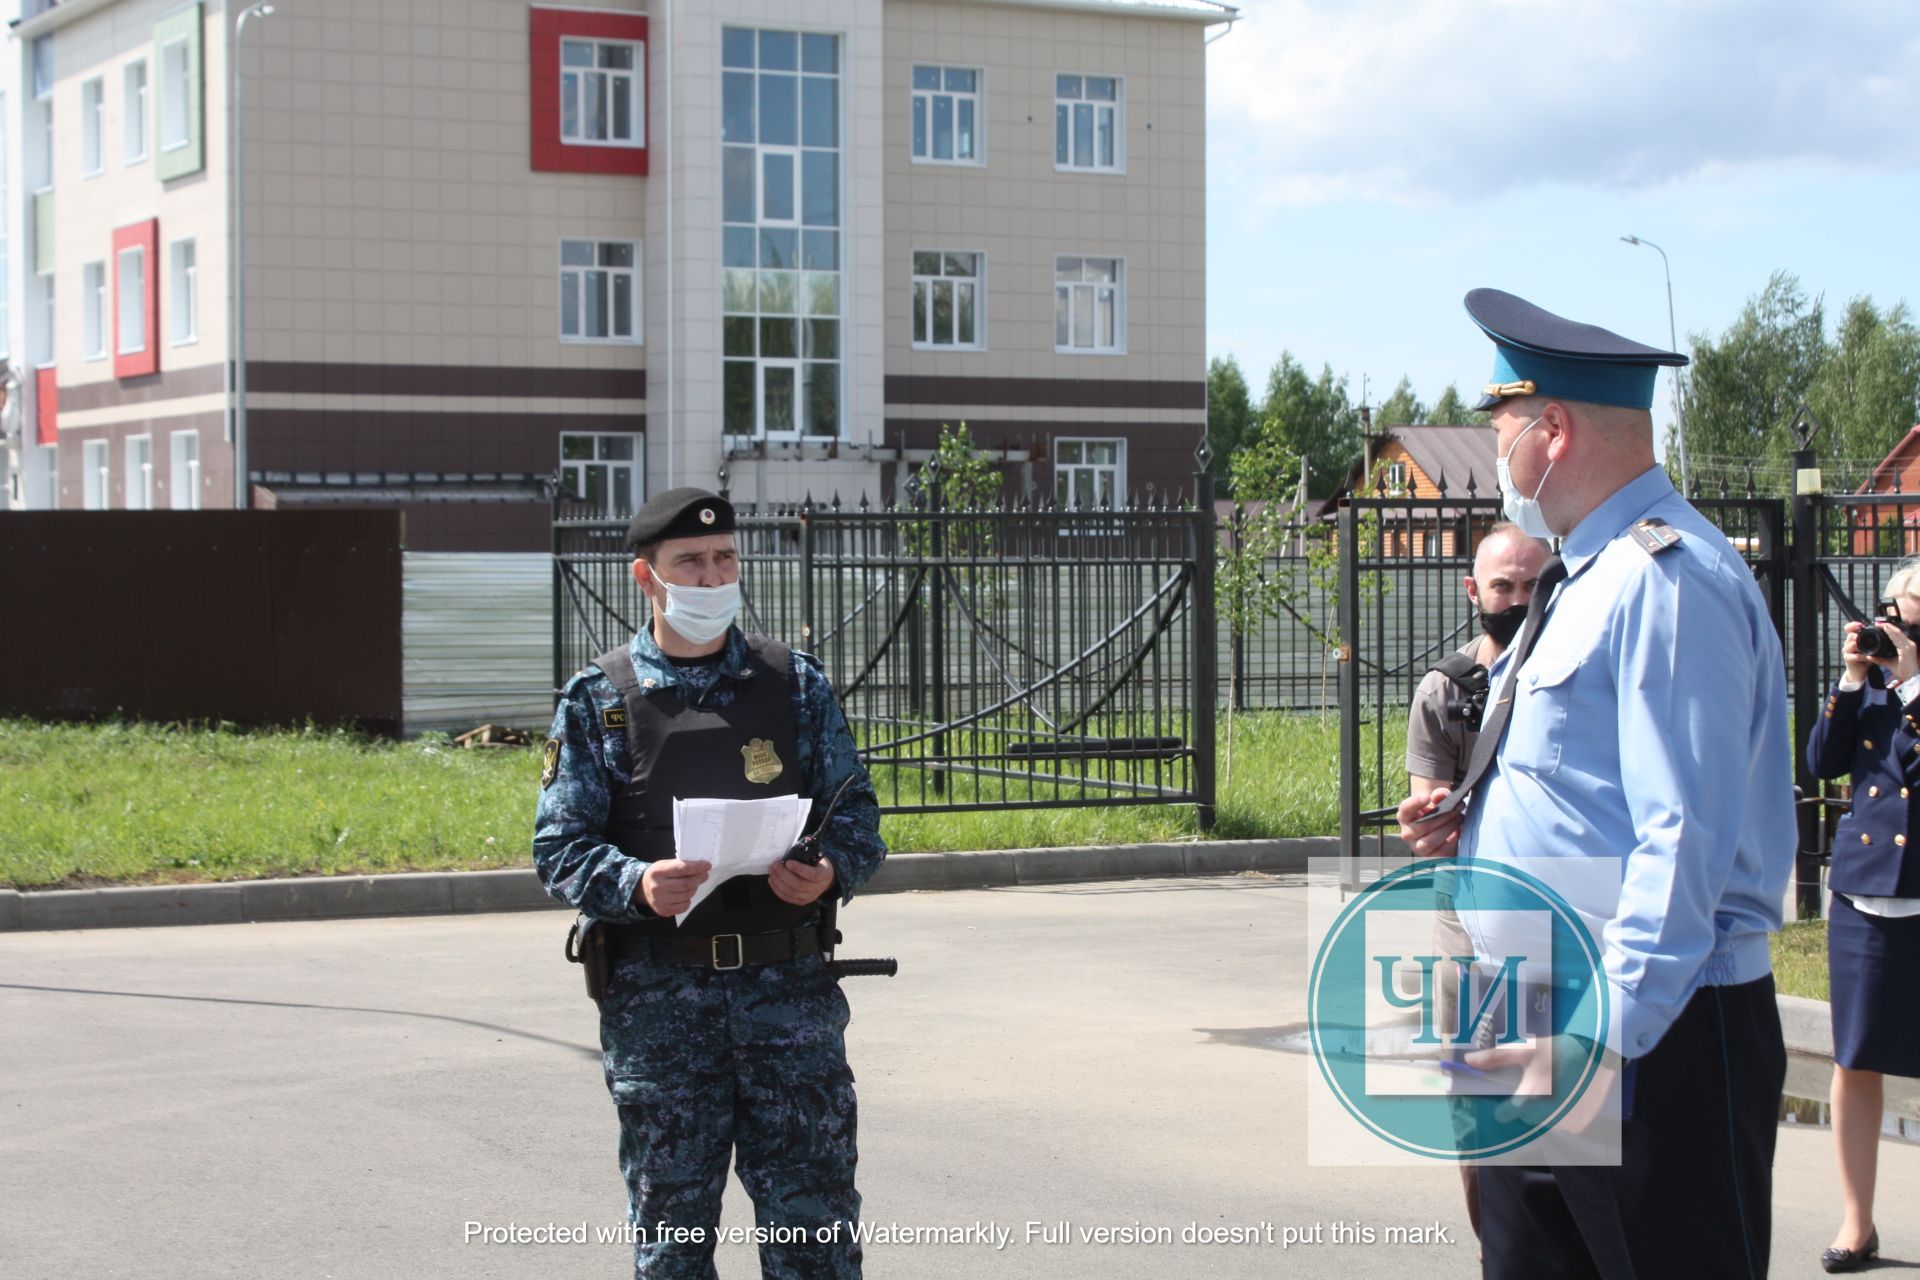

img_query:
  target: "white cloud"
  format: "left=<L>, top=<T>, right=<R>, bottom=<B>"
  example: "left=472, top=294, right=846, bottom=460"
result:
left=1208, top=0, right=1920, bottom=204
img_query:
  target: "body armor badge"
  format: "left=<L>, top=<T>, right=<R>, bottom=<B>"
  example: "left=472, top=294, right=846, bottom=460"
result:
left=742, top=737, right=784, bottom=784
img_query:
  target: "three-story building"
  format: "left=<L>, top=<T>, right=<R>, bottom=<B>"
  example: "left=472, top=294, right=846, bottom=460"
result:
left=7, top=0, right=1229, bottom=548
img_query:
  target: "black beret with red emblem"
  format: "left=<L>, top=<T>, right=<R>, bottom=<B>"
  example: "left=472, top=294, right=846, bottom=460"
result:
left=625, top=487, right=735, bottom=554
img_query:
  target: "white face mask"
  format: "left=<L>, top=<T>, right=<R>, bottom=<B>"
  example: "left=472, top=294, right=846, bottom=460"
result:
left=646, top=567, right=740, bottom=645
left=1496, top=413, right=1556, bottom=539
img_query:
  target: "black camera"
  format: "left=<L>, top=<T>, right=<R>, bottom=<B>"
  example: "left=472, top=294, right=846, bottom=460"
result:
left=1855, top=603, right=1920, bottom=660
left=1444, top=665, right=1491, bottom=730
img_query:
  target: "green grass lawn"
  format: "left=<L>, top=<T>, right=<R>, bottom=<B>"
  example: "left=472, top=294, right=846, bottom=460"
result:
left=0, top=710, right=1838, bottom=1014
left=1771, top=919, right=1829, bottom=1002
left=0, top=712, right=1368, bottom=889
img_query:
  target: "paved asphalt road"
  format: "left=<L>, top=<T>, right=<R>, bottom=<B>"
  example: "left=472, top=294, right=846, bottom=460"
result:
left=3, top=874, right=1916, bottom=1279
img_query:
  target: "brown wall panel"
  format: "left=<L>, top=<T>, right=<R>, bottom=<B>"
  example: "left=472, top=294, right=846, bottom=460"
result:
left=0, top=512, right=403, bottom=732
left=885, top=375, right=1205, bottom=411
left=883, top=417, right=1208, bottom=503
left=250, top=410, right=646, bottom=477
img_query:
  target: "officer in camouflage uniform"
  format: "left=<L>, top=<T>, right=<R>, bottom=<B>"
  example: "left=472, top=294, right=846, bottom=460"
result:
left=534, top=487, right=886, bottom=1280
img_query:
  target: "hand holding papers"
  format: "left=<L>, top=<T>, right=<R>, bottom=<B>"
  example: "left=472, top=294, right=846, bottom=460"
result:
left=671, top=794, right=812, bottom=925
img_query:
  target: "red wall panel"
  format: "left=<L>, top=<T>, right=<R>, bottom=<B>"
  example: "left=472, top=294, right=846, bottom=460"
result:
left=112, top=218, right=161, bottom=380
left=35, top=367, right=57, bottom=446
left=530, top=7, right=649, bottom=176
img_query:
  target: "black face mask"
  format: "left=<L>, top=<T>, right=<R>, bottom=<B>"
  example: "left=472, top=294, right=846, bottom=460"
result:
left=1480, top=602, right=1528, bottom=647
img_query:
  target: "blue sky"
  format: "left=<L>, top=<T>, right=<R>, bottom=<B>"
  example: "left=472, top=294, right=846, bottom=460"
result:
left=1204, top=0, right=1920, bottom=455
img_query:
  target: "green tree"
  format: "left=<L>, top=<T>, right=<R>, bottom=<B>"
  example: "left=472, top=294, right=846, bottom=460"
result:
left=1205, top=355, right=1257, bottom=487
left=907, top=421, right=1002, bottom=558
left=1685, top=272, right=1826, bottom=484
left=1374, top=376, right=1427, bottom=427
left=1808, top=297, right=1920, bottom=483
left=1217, top=430, right=1303, bottom=783
left=1428, top=384, right=1488, bottom=426
left=1258, top=353, right=1361, bottom=500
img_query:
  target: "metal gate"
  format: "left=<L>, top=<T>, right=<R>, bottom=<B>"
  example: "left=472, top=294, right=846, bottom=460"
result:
left=1335, top=490, right=1788, bottom=893
left=553, top=470, right=1218, bottom=822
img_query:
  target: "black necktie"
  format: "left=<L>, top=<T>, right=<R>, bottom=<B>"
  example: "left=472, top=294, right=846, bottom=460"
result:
left=1433, top=555, right=1568, bottom=816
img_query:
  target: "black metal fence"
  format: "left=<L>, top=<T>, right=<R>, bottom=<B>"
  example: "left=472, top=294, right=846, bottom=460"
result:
left=554, top=446, right=1920, bottom=852
left=553, top=472, right=1218, bottom=822
left=1332, top=471, right=1920, bottom=918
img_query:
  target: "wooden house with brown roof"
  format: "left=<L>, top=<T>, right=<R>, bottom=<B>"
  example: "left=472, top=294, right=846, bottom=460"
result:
left=1328, top=424, right=1502, bottom=557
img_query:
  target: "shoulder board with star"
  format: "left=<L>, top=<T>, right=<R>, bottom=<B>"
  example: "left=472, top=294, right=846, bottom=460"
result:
left=1629, top=518, right=1681, bottom=556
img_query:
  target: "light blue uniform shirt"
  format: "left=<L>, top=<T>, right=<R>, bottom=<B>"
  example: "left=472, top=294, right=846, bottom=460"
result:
left=1460, top=466, right=1795, bottom=1059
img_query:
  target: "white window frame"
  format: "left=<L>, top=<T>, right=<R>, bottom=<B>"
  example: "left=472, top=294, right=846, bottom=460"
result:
left=1053, top=437, right=1127, bottom=512
left=80, top=77, right=104, bottom=177
left=560, top=37, right=645, bottom=149
left=170, top=237, right=197, bottom=345
left=558, top=238, right=642, bottom=345
left=83, top=439, right=109, bottom=510
left=117, top=244, right=147, bottom=355
left=1053, top=255, right=1125, bottom=355
left=31, top=36, right=52, bottom=100
left=170, top=430, right=200, bottom=509
left=125, top=435, right=154, bottom=510
left=124, top=60, right=148, bottom=165
left=1054, top=73, right=1123, bottom=174
left=558, top=432, right=643, bottom=519
left=758, top=146, right=801, bottom=227
left=911, top=249, right=985, bottom=351
left=1383, top=461, right=1409, bottom=494
left=82, top=260, right=108, bottom=361
left=159, top=36, right=190, bottom=152
left=759, top=359, right=801, bottom=437
left=910, top=64, right=983, bottom=166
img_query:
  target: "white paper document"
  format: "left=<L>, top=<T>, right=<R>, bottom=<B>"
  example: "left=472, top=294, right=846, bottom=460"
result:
left=671, top=794, right=813, bottom=925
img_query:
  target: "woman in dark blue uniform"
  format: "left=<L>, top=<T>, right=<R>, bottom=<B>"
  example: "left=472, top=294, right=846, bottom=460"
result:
left=1805, top=562, right=1920, bottom=1273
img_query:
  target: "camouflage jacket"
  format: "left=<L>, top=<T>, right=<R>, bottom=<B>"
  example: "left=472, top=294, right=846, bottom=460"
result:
left=532, top=626, right=887, bottom=923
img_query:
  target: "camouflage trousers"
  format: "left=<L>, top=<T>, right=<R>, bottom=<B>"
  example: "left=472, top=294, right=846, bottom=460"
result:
left=601, top=952, right=861, bottom=1280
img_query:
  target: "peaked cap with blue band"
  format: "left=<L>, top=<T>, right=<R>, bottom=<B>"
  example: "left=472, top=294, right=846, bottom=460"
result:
left=1467, top=288, right=1688, bottom=412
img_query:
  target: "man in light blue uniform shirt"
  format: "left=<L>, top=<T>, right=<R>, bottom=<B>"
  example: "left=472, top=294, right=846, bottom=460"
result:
left=1399, top=289, right=1795, bottom=1279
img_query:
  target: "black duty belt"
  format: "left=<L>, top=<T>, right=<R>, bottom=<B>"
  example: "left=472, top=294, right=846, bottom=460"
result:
left=610, top=924, right=823, bottom=971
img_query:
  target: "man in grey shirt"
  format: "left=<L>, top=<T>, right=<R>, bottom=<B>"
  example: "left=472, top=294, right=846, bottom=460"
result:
left=1404, top=520, right=1551, bottom=1238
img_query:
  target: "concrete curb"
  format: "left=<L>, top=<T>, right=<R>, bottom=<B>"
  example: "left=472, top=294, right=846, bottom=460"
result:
left=1777, top=992, right=1833, bottom=1060
left=0, top=837, right=1335, bottom=934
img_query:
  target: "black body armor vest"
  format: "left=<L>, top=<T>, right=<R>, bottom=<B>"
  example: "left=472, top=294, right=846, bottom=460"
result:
left=592, top=635, right=815, bottom=937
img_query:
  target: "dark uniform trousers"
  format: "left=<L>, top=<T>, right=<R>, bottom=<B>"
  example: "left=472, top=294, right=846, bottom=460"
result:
left=1479, top=975, right=1785, bottom=1280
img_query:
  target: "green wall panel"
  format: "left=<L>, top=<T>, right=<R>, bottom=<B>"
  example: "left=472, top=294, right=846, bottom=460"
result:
left=153, top=3, right=204, bottom=181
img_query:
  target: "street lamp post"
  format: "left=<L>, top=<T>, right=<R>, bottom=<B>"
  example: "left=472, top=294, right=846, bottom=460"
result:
left=1620, top=234, right=1689, bottom=495
left=230, top=2, right=276, bottom=509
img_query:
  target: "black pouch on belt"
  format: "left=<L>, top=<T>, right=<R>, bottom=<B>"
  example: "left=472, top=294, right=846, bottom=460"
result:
left=564, top=915, right=612, bottom=1003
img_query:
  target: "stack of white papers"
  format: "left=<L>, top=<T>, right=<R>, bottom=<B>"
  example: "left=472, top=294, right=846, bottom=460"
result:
left=670, top=794, right=813, bottom=925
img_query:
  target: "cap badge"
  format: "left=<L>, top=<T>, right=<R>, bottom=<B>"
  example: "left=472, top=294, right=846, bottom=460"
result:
left=699, top=507, right=716, bottom=525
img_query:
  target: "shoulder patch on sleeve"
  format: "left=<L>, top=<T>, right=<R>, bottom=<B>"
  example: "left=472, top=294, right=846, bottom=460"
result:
left=540, top=738, right=561, bottom=789
left=1629, top=518, right=1682, bottom=556
left=602, top=706, right=627, bottom=730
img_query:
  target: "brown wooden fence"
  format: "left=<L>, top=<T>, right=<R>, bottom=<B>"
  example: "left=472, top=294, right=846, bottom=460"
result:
left=0, top=511, right=403, bottom=733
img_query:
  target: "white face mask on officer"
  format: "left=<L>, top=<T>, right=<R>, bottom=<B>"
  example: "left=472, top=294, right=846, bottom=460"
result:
left=1496, top=413, right=1557, bottom=540
left=645, top=568, right=741, bottom=645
